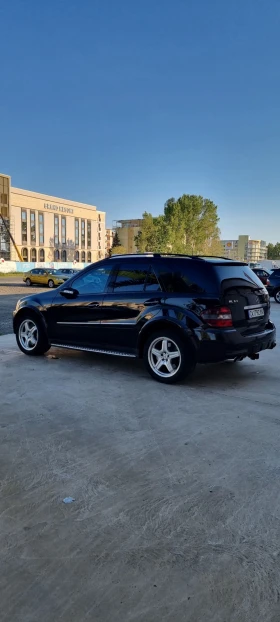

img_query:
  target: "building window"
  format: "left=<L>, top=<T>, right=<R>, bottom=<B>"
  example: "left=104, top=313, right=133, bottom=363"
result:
left=61, top=216, right=66, bottom=245
left=98, top=214, right=101, bottom=222
left=31, top=248, right=37, bottom=262
left=81, top=251, right=86, bottom=262
left=75, top=219, right=79, bottom=247
left=30, top=211, right=36, bottom=244
left=75, top=250, right=79, bottom=262
left=39, top=248, right=45, bottom=262
left=54, top=249, right=60, bottom=260
left=61, top=249, right=67, bottom=262
left=39, top=213, right=44, bottom=245
left=21, top=210, right=27, bottom=243
left=54, top=215, right=59, bottom=245
left=81, top=219, right=85, bottom=249
left=87, top=251, right=91, bottom=263
left=98, top=251, right=102, bottom=259
left=22, top=247, right=28, bottom=261
left=87, top=220, right=91, bottom=248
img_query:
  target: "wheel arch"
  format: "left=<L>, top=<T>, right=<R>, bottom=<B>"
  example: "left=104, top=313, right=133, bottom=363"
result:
left=13, top=306, right=48, bottom=335
left=137, top=319, right=197, bottom=359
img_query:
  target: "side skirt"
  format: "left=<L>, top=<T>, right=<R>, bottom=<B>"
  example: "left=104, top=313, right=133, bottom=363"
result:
left=51, top=343, right=137, bottom=358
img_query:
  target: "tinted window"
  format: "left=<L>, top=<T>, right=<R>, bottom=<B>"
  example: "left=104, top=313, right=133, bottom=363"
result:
left=113, top=263, right=150, bottom=292
left=157, top=260, right=213, bottom=294
left=72, top=265, right=111, bottom=294
left=31, top=269, right=39, bottom=275
left=145, top=269, right=161, bottom=291
left=215, top=265, right=263, bottom=288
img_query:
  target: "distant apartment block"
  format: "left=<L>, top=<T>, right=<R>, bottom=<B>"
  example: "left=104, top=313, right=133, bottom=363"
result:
left=106, top=228, right=114, bottom=255
left=221, top=235, right=267, bottom=262
left=113, top=219, right=143, bottom=253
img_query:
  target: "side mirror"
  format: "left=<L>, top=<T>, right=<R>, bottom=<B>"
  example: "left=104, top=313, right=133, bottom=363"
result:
left=60, top=288, right=78, bottom=298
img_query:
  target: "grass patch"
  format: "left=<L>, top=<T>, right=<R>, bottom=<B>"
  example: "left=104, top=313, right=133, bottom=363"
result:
left=0, top=272, right=23, bottom=277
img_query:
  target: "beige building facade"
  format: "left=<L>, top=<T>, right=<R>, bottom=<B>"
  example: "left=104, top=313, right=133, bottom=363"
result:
left=114, top=219, right=143, bottom=253
left=106, top=228, right=114, bottom=255
left=221, top=235, right=267, bottom=263
left=0, top=173, right=106, bottom=263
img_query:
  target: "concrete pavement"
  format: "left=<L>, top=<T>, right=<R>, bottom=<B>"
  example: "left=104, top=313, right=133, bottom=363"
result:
left=1, top=308, right=280, bottom=621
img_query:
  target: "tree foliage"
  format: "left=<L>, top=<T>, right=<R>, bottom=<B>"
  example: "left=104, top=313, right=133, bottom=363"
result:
left=135, top=195, right=221, bottom=255
left=112, top=231, right=121, bottom=248
left=111, top=245, right=127, bottom=255
left=267, top=242, right=280, bottom=259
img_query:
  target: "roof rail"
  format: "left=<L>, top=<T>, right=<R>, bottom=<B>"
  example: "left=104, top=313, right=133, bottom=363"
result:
left=110, top=253, right=154, bottom=259
left=109, top=253, right=235, bottom=261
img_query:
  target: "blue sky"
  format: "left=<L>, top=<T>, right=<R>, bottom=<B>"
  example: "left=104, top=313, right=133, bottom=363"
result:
left=1, top=0, right=280, bottom=241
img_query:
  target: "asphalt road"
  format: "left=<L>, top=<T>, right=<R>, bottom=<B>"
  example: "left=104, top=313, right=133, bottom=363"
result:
left=0, top=277, right=49, bottom=335
left=1, top=285, right=280, bottom=621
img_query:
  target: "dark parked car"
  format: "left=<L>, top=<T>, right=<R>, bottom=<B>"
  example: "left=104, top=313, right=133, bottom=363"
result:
left=13, top=254, right=276, bottom=384
left=252, top=268, right=270, bottom=286
left=266, top=269, right=280, bottom=303
left=56, top=268, right=79, bottom=276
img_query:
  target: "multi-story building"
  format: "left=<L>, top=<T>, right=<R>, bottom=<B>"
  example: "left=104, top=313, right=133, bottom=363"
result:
left=113, top=219, right=143, bottom=253
left=106, top=228, right=114, bottom=255
left=0, top=173, right=106, bottom=263
left=221, top=235, right=267, bottom=263
left=220, top=239, right=239, bottom=260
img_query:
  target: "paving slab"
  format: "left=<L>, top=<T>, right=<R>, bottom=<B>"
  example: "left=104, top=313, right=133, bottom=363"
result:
left=1, top=305, right=280, bottom=621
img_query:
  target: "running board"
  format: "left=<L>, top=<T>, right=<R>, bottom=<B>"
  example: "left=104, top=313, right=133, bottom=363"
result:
left=50, top=343, right=136, bottom=358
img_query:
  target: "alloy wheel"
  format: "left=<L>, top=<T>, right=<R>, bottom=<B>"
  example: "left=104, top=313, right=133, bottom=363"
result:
left=18, top=319, right=38, bottom=351
left=276, top=290, right=280, bottom=303
left=148, top=336, right=181, bottom=378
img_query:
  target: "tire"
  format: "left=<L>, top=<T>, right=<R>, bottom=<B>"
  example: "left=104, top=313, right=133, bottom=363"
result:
left=274, top=289, right=280, bottom=304
left=48, top=279, right=54, bottom=288
left=25, top=278, right=31, bottom=286
left=15, top=316, right=50, bottom=356
left=143, top=329, right=196, bottom=384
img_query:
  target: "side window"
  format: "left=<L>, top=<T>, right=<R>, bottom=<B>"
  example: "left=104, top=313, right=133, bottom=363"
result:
left=157, top=262, right=206, bottom=294
left=113, top=263, right=150, bottom=292
left=32, top=269, right=39, bottom=275
left=145, top=268, right=161, bottom=292
left=72, top=265, right=112, bottom=295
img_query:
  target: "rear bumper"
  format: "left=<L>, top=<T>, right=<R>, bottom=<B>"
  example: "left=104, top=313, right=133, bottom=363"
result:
left=195, top=322, right=276, bottom=363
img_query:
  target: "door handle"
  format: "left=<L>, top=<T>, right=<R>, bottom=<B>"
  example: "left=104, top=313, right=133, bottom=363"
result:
left=144, top=298, right=161, bottom=306
left=88, top=302, right=100, bottom=307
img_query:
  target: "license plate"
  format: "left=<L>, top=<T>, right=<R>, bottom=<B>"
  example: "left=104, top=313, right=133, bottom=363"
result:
left=248, top=308, right=264, bottom=319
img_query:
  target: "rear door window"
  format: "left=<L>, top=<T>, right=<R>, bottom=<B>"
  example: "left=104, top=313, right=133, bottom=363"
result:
left=156, top=260, right=217, bottom=294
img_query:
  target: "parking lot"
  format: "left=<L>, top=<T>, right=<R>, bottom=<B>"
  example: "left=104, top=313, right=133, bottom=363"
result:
left=0, top=276, right=49, bottom=335
left=1, top=281, right=280, bottom=621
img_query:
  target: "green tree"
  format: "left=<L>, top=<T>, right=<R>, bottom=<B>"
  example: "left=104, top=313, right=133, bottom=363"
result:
left=267, top=242, right=280, bottom=259
left=135, top=195, right=221, bottom=255
left=111, top=245, right=127, bottom=255
left=164, top=195, right=220, bottom=254
left=134, top=212, right=170, bottom=252
left=112, top=230, right=121, bottom=248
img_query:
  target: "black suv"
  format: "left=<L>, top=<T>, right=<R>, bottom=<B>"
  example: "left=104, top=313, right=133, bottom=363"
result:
left=13, top=254, right=276, bottom=384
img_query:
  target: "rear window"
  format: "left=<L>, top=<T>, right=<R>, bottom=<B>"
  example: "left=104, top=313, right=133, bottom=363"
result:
left=214, top=265, right=264, bottom=288
left=156, top=260, right=218, bottom=294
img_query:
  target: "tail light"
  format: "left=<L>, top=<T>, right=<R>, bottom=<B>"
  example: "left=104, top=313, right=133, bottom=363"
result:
left=201, top=306, right=233, bottom=328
